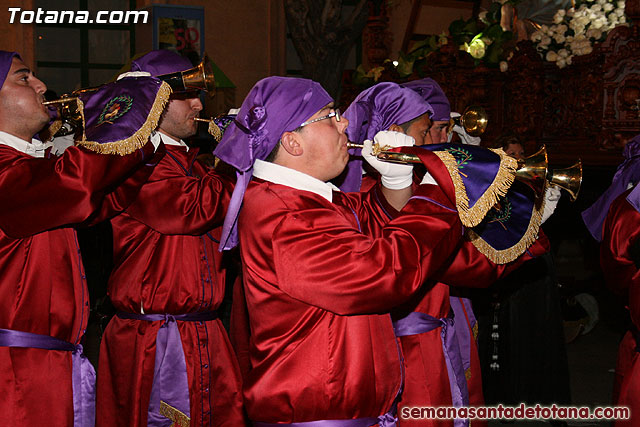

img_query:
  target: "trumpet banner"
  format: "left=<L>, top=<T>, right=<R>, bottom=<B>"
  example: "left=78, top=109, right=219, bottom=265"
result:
left=76, top=77, right=172, bottom=156
left=467, top=180, right=546, bottom=264
left=406, top=144, right=544, bottom=264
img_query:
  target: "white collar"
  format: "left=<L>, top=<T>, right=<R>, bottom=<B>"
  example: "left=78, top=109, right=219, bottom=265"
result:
left=152, top=131, right=189, bottom=151
left=0, top=131, right=52, bottom=158
left=253, top=159, right=339, bottom=203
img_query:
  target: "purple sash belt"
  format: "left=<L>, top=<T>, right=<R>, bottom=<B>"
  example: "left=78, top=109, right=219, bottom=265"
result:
left=392, top=312, right=470, bottom=427
left=117, top=311, right=218, bottom=427
left=253, top=410, right=397, bottom=427
left=0, top=328, right=96, bottom=427
left=449, top=297, right=475, bottom=373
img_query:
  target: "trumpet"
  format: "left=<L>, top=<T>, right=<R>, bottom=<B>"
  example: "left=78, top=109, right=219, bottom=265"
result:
left=42, top=96, right=82, bottom=136
left=448, top=105, right=488, bottom=137
left=347, top=142, right=582, bottom=201
left=42, top=55, right=217, bottom=137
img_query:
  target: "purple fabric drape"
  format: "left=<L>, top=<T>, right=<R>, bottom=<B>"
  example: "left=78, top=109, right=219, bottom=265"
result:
left=449, top=297, right=475, bottom=373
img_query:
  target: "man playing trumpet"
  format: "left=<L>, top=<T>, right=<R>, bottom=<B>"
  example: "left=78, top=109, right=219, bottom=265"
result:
left=96, top=50, right=244, bottom=427
left=215, top=76, right=469, bottom=425
left=0, top=50, right=163, bottom=426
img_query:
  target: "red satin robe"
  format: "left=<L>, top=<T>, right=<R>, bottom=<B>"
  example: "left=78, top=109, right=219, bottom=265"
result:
left=358, top=174, right=550, bottom=425
left=394, top=235, right=550, bottom=426
left=0, top=141, right=158, bottom=426
left=601, top=189, right=640, bottom=426
left=97, top=145, right=244, bottom=427
left=238, top=153, right=465, bottom=424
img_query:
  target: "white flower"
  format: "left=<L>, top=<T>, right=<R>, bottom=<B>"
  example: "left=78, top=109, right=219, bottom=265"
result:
left=531, top=31, right=543, bottom=42
left=592, top=18, right=604, bottom=29
left=541, top=24, right=550, bottom=34
left=554, top=34, right=566, bottom=43
left=591, top=4, right=602, bottom=12
left=554, top=14, right=564, bottom=24
left=558, top=48, right=569, bottom=58
left=618, top=1, right=625, bottom=8
left=546, top=51, right=559, bottom=61
left=499, top=61, right=508, bottom=72
left=620, top=16, right=627, bottom=23
left=616, top=8, right=625, bottom=16
left=557, top=57, right=567, bottom=68
left=598, top=0, right=607, bottom=4
left=586, top=28, right=603, bottom=39
left=566, top=55, right=573, bottom=65
left=603, top=3, right=614, bottom=12
left=579, top=15, right=591, bottom=26
left=556, top=24, right=568, bottom=34
left=540, top=35, right=552, bottom=46
left=468, top=38, right=486, bottom=59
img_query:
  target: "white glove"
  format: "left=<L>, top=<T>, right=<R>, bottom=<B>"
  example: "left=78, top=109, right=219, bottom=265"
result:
left=541, top=185, right=562, bottom=224
left=448, top=112, right=481, bottom=146
left=362, top=130, right=415, bottom=190
left=49, top=133, right=75, bottom=156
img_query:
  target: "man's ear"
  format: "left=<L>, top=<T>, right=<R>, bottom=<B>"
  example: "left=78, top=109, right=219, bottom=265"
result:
left=388, top=124, right=404, bottom=133
left=280, top=131, right=303, bottom=156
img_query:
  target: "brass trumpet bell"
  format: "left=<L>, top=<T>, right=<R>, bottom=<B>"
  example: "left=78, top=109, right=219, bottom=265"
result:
left=548, top=160, right=582, bottom=202
left=450, top=105, right=488, bottom=137
left=158, top=55, right=216, bottom=96
left=514, top=145, right=548, bottom=199
left=514, top=146, right=582, bottom=202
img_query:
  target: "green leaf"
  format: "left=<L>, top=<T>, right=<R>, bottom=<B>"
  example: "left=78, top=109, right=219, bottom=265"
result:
left=449, top=18, right=468, bottom=36
left=485, top=23, right=504, bottom=40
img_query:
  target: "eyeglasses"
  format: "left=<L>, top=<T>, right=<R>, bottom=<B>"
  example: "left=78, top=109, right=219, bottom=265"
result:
left=298, top=109, right=341, bottom=129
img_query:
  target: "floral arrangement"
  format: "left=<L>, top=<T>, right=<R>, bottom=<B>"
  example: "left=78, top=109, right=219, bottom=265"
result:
left=530, top=0, right=626, bottom=68
left=353, top=1, right=516, bottom=86
left=352, top=0, right=627, bottom=87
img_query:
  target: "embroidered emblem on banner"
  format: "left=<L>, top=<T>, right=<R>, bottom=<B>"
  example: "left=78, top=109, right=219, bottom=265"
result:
left=445, top=146, right=472, bottom=178
left=486, top=198, right=512, bottom=231
left=97, top=95, right=133, bottom=125
left=159, top=401, right=191, bottom=427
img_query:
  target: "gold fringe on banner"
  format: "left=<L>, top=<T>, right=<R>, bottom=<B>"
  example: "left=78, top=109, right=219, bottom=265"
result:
left=40, top=119, right=63, bottom=142
left=208, top=120, right=223, bottom=141
left=433, top=148, right=518, bottom=228
left=466, top=183, right=547, bottom=264
left=77, top=81, right=172, bottom=156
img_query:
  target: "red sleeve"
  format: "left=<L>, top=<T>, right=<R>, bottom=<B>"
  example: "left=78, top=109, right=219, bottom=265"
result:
left=122, top=162, right=233, bottom=235
left=601, top=191, right=640, bottom=297
left=272, top=182, right=463, bottom=315
left=0, top=141, right=157, bottom=238
left=82, top=144, right=166, bottom=225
